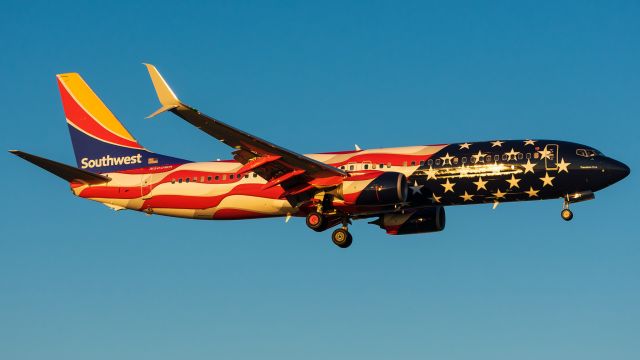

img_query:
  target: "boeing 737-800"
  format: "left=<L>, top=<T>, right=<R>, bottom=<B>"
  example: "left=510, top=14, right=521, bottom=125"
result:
left=10, top=64, right=630, bottom=248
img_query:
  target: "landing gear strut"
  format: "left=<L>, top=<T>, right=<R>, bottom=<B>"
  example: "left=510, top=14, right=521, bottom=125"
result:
left=561, top=198, right=573, bottom=221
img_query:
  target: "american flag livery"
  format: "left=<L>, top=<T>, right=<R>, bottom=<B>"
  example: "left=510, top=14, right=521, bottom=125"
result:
left=9, top=65, right=630, bottom=248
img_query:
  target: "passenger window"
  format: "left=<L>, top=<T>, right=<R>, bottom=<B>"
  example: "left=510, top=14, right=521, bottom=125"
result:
left=485, top=155, right=492, bottom=162
left=186, top=178, right=190, bottom=183
left=471, top=157, right=476, bottom=164
left=420, top=160, right=424, bottom=166
left=526, top=153, right=531, bottom=159
left=410, top=161, right=416, bottom=166
left=379, top=164, right=384, bottom=169
left=453, top=158, right=458, bottom=165
left=340, top=166, right=345, bottom=170
left=215, top=175, right=220, bottom=180
left=349, top=165, right=355, bottom=171
left=245, top=174, right=249, bottom=178
left=462, top=157, right=467, bottom=164
left=518, top=153, right=523, bottom=160
left=207, top=176, right=212, bottom=182
left=178, top=178, right=182, bottom=183
left=229, top=174, right=234, bottom=179
left=364, top=164, right=369, bottom=169
left=428, top=159, right=433, bottom=166
left=253, top=173, right=258, bottom=178
left=435, top=159, right=441, bottom=166
left=502, top=154, right=507, bottom=161
left=171, top=178, right=176, bottom=184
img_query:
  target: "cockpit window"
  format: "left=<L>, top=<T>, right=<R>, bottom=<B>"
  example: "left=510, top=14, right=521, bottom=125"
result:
left=576, top=148, right=601, bottom=157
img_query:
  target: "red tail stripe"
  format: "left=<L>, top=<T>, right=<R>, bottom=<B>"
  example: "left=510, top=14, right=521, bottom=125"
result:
left=58, top=79, right=143, bottom=149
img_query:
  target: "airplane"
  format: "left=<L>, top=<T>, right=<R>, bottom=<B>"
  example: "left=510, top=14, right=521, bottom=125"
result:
left=9, top=64, right=630, bottom=248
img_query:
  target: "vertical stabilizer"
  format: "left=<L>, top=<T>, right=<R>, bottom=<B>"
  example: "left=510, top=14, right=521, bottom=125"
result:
left=57, top=73, right=188, bottom=172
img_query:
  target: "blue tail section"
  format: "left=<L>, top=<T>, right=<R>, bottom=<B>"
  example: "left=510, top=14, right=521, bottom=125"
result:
left=57, top=72, right=190, bottom=173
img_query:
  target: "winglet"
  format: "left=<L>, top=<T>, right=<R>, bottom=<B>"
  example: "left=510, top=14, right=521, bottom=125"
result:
left=143, top=63, right=181, bottom=118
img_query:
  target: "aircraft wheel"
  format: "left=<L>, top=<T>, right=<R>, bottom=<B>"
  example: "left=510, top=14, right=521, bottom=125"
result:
left=332, top=228, right=352, bottom=248
left=561, top=208, right=573, bottom=221
left=306, top=211, right=326, bottom=231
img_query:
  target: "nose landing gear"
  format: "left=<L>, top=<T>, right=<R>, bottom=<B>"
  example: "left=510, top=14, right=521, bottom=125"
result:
left=561, top=197, right=573, bottom=221
left=561, top=208, right=573, bottom=221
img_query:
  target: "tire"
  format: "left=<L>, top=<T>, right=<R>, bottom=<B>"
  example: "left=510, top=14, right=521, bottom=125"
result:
left=332, top=228, right=352, bottom=248
left=561, top=209, right=573, bottom=221
left=306, top=211, right=326, bottom=231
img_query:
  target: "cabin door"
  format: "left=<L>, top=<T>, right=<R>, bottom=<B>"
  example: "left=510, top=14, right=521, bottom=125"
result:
left=141, top=174, right=154, bottom=199
left=544, top=144, right=559, bottom=170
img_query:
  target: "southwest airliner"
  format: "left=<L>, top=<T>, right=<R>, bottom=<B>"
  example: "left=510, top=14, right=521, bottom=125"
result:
left=10, top=64, right=630, bottom=248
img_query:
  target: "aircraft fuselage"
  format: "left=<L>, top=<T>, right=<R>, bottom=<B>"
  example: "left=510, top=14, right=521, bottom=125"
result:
left=73, top=139, right=629, bottom=220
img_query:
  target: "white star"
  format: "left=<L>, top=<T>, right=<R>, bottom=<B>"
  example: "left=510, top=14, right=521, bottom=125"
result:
left=410, top=180, right=423, bottom=195
left=430, top=193, right=442, bottom=204
left=557, top=158, right=571, bottom=173
left=459, top=142, right=472, bottom=150
left=505, top=148, right=520, bottom=161
left=440, top=153, right=454, bottom=166
left=524, top=139, right=536, bottom=146
left=460, top=191, right=474, bottom=202
left=491, top=140, right=504, bottom=147
left=493, top=188, right=507, bottom=199
left=424, top=166, right=438, bottom=180
left=538, top=147, right=552, bottom=160
left=441, top=178, right=456, bottom=193
left=506, top=174, right=521, bottom=189
left=525, top=186, right=539, bottom=198
left=540, top=172, right=555, bottom=187
left=473, top=177, right=488, bottom=191
left=472, top=150, right=486, bottom=163
left=522, top=159, right=537, bottom=174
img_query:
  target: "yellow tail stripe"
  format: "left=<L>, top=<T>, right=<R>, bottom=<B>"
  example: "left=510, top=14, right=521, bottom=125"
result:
left=57, top=73, right=137, bottom=142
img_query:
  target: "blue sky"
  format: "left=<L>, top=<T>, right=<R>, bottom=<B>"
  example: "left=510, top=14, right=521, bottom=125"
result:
left=1, top=1, right=638, bottom=359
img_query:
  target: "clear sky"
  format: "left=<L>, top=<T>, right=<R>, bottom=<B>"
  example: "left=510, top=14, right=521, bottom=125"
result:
left=1, top=1, right=638, bottom=359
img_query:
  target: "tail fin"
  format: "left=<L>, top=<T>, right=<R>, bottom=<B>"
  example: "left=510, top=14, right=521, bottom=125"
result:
left=57, top=73, right=188, bottom=173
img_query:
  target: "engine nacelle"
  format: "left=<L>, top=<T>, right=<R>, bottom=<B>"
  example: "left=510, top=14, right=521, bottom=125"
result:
left=371, top=207, right=446, bottom=235
left=337, top=171, right=408, bottom=206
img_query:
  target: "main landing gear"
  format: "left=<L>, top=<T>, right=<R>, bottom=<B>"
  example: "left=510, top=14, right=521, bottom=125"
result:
left=331, top=227, right=352, bottom=248
left=305, top=211, right=353, bottom=248
left=561, top=198, right=573, bottom=221
left=305, top=211, right=326, bottom=231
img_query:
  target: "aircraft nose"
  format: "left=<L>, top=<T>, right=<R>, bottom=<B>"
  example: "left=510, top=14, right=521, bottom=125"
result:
left=604, top=157, right=630, bottom=184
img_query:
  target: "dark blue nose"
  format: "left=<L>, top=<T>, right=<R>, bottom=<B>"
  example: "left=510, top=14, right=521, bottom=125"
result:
left=604, top=157, right=630, bottom=185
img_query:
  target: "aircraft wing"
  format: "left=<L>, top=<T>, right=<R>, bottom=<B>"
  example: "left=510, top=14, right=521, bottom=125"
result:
left=143, top=64, right=346, bottom=203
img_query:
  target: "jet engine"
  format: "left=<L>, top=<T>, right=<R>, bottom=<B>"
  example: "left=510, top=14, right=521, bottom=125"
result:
left=337, top=171, right=408, bottom=206
left=370, top=207, right=446, bottom=235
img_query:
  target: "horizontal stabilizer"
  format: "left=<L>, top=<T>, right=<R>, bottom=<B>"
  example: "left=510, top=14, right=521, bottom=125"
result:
left=9, top=150, right=111, bottom=184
